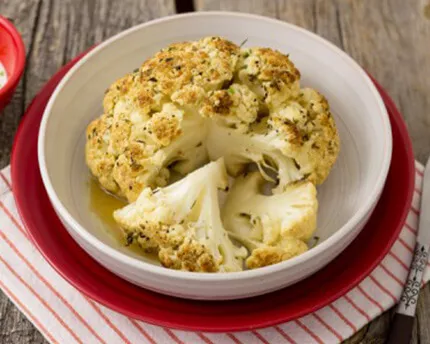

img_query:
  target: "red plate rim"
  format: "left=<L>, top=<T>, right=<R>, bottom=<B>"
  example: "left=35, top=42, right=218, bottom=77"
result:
left=10, top=52, right=415, bottom=332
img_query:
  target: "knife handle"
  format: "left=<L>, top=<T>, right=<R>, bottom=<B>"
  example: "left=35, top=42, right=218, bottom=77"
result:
left=386, top=242, right=429, bottom=344
left=386, top=313, right=414, bottom=344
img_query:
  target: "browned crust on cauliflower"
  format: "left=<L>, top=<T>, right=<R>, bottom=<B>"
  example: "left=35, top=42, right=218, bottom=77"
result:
left=246, top=240, right=308, bottom=269
left=121, top=222, right=219, bottom=272
left=85, top=115, right=121, bottom=196
left=236, top=48, right=301, bottom=110
left=200, top=83, right=259, bottom=130
left=148, top=111, right=182, bottom=146
left=270, top=88, right=340, bottom=185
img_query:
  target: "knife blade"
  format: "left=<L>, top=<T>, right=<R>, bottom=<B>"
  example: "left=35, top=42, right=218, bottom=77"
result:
left=386, top=157, right=430, bottom=344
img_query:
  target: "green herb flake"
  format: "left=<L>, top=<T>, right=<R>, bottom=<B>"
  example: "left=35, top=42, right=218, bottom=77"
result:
left=125, top=233, right=134, bottom=246
left=311, top=236, right=320, bottom=248
left=228, top=87, right=235, bottom=94
left=239, top=38, right=249, bottom=48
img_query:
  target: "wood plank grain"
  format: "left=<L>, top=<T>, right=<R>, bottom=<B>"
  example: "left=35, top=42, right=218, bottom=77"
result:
left=0, top=291, right=46, bottom=344
left=0, top=1, right=174, bottom=343
left=175, top=0, right=196, bottom=13
left=196, top=1, right=430, bottom=344
left=416, top=288, right=430, bottom=344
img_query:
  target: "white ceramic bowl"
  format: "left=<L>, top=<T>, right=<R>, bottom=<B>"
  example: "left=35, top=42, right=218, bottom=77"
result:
left=38, top=12, right=392, bottom=300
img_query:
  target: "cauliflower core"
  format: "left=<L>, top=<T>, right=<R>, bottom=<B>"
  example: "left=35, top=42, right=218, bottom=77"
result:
left=86, top=37, right=339, bottom=202
left=222, top=172, right=318, bottom=269
left=113, top=159, right=247, bottom=272
left=206, top=87, right=339, bottom=193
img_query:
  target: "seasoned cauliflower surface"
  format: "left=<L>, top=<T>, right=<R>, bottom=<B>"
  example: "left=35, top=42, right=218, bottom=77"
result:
left=222, top=172, right=318, bottom=269
left=87, top=36, right=340, bottom=271
left=113, top=159, right=247, bottom=272
left=236, top=47, right=301, bottom=110
left=86, top=36, right=339, bottom=202
left=87, top=36, right=239, bottom=202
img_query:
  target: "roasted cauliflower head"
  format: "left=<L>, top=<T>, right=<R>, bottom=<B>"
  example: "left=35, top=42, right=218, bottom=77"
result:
left=86, top=36, right=339, bottom=202
left=113, top=159, right=247, bottom=272
left=222, top=172, right=318, bottom=269
left=87, top=36, right=341, bottom=272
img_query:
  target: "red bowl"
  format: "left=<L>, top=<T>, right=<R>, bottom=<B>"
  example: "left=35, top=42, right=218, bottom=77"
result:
left=0, top=16, right=25, bottom=112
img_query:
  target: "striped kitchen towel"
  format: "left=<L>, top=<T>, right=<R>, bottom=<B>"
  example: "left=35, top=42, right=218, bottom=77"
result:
left=0, top=162, right=428, bottom=344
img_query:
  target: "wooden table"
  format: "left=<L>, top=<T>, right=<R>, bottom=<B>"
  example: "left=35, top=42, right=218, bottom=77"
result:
left=1, top=0, right=429, bottom=343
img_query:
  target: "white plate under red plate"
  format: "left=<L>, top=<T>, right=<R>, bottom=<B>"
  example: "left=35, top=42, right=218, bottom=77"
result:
left=11, top=52, right=415, bottom=332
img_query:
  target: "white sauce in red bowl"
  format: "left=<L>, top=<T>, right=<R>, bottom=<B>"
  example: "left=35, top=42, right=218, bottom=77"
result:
left=0, top=62, right=7, bottom=89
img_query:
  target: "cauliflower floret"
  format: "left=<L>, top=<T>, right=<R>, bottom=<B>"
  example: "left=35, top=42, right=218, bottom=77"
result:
left=268, top=88, right=340, bottom=188
left=113, top=159, right=248, bottom=272
left=171, top=84, right=206, bottom=115
left=103, top=37, right=239, bottom=117
left=222, top=172, right=317, bottom=269
left=206, top=119, right=303, bottom=187
left=200, top=83, right=259, bottom=132
left=139, top=36, right=239, bottom=97
left=206, top=87, right=339, bottom=193
left=88, top=102, right=208, bottom=202
left=236, top=48, right=301, bottom=111
left=86, top=114, right=119, bottom=194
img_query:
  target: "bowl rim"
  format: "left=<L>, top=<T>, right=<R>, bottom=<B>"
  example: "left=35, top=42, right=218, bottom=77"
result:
left=0, top=15, right=26, bottom=98
left=38, top=11, right=393, bottom=282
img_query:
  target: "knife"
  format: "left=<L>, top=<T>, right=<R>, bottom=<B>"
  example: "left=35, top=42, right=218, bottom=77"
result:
left=386, top=158, right=430, bottom=344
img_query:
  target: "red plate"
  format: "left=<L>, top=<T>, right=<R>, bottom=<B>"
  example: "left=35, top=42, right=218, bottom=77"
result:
left=11, top=53, right=415, bottom=332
